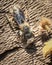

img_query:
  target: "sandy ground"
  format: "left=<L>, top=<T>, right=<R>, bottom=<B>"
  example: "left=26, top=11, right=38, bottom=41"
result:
left=0, top=0, right=52, bottom=65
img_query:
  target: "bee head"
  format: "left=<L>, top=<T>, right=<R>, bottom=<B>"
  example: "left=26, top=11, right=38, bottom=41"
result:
left=23, top=26, right=30, bottom=33
left=20, top=22, right=29, bottom=30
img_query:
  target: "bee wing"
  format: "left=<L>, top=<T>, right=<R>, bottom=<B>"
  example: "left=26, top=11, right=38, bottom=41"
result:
left=13, top=7, right=25, bottom=25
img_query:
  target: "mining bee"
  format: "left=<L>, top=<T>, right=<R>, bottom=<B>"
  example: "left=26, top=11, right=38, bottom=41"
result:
left=10, top=5, right=35, bottom=48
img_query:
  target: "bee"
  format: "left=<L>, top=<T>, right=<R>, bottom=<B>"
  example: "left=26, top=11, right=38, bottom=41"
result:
left=10, top=5, right=35, bottom=47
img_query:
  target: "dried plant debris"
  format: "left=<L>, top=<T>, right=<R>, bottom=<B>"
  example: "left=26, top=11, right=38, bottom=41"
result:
left=40, top=17, right=52, bottom=33
left=40, top=17, right=52, bottom=58
left=42, top=39, right=52, bottom=57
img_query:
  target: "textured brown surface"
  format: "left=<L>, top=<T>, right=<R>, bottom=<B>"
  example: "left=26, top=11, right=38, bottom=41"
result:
left=0, top=0, right=52, bottom=65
